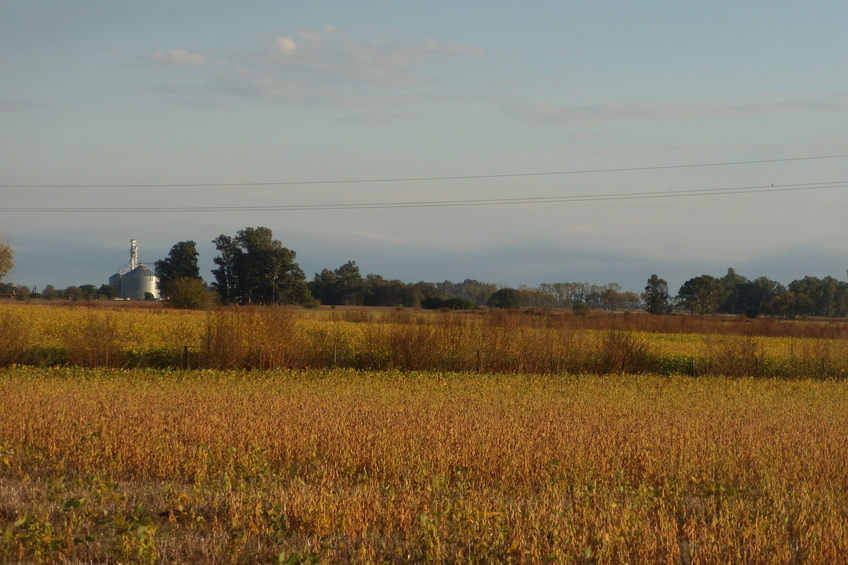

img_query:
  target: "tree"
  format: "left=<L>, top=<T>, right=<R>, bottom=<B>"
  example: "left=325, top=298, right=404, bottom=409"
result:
left=362, top=275, right=421, bottom=307
left=42, top=285, right=57, bottom=300
left=738, top=277, right=786, bottom=318
left=620, top=291, right=641, bottom=309
left=486, top=288, right=523, bottom=309
left=79, top=284, right=99, bottom=301
left=309, top=268, right=338, bottom=305
left=211, top=227, right=311, bottom=305
left=643, top=275, right=672, bottom=315
left=435, top=279, right=497, bottom=306
left=309, top=261, right=365, bottom=305
left=98, top=284, right=119, bottom=299
left=211, top=235, right=238, bottom=304
left=0, top=241, right=12, bottom=281
left=155, top=241, right=202, bottom=296
left=15, top=285, right=30, bottom=301
left=64, top=286, right=83, bottom=301
left=334, top=261, right=365, bottom=305
left=719, top=268, right=749, bottom=314
left=788, top=276, right=845, bottom=318
left=677, top=275, right=728, bottom=315
left=165, top=277, right=211, bottom=309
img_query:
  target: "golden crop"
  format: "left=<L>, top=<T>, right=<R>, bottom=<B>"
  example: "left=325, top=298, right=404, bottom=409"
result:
left=1, top=368, right=848, bottom=563
left=2, top=303, right=848, bottom=378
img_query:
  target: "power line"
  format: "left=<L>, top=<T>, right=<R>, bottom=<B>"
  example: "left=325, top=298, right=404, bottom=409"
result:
left=2, top=153, right=848, bottom=189
left=2, top=180, right=845, bottom=213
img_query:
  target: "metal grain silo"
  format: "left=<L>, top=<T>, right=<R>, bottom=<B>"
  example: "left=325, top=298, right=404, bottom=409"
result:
left=109, top=239, right=160, bottom=299
left=121, top=265, right=159, bottom=300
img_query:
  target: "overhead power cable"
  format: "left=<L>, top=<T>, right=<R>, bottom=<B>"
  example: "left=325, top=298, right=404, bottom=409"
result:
left=1, top=180, right=846, bottom=213
left=1, top=153, right=848, bottom=189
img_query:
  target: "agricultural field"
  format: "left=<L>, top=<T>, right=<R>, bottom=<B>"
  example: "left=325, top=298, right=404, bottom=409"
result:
left=1, top=304, right=848, bottom=563
left=2, top=302, right=848, bottom=377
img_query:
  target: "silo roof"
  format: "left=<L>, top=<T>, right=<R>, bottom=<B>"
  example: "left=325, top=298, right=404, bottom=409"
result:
left=125, top=265, right=156, bottom=277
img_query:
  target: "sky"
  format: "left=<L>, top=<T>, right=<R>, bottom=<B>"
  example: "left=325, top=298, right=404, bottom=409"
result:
left=2, top=1, right=848, bottom=295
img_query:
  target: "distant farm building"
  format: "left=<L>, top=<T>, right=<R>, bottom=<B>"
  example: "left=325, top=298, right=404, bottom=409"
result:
left=109, top=239, right=159, bottom=300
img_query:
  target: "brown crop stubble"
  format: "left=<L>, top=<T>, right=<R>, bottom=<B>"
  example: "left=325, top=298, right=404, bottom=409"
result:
left=1, top=368, right=848, bottom=563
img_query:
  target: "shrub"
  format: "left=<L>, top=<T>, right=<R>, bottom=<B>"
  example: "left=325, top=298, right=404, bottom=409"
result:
left=595, top=330, right=650, bottom=374
left=62, top=312, right=124, bottom=367
left=166, top=278, right=211, bottom=310
left=0, top=308, right=29, bottom=366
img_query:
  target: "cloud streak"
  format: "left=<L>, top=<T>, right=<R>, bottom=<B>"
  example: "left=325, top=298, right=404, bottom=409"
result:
left=503, top=94, right=848, bottom=126
left=149, top=48, right=207, bottom=67
left=148, top=26, right=484, bottom=111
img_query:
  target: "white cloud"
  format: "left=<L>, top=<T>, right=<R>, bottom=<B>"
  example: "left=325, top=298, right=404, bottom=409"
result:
left=149, top=48, right=206, bottom=67
left=274, top=37, right=297, bottom=55
left=148, top=27, right=484, bottom=113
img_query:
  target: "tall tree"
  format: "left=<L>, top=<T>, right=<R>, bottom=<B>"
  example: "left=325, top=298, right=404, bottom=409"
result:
left=309, top=261, right=365, bottom=305
left=211, top=235, right=238, bottom=304
left=334, top=260, right=365, bottom=305
left=434, top=279, right=497, bottom=306
left=486, top=288, right=523, bottom=309
left=677, top=275, right=728, bottom=315
left=155, top=241, right=202, bottom=295
left=741, top=277, right=786, bottom=317
left=362, top=274, right=421, bottom=307
left=211, top=227, right=310, bottom=305
left=643, top=274, right=672, bottom=315
left=309, top=268, right=339, bottom=305
left=788, top=276, right=843, bottom=317
left=0, top=240, right=13, bottom=281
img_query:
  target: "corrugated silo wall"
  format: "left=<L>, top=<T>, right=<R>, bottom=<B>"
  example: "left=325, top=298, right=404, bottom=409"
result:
left=121, top=269, right=159, bottom=300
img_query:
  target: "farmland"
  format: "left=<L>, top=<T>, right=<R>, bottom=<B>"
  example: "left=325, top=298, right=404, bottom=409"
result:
left=1, top=303, right=848, bottom=563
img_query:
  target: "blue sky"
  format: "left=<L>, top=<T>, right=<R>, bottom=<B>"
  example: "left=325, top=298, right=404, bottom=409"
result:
left=2, top=1, right=847, bottom=294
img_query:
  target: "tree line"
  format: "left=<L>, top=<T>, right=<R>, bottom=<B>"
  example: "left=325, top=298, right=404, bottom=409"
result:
left=644, top=269, right=848, bottom=318
left=152, top=227, right=648, bottom=312
left=2, top=227, right=848, bottom=318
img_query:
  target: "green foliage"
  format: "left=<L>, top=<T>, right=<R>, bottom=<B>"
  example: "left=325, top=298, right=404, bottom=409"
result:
left=677, top=274, right=728, bottom=314
left=486, top=288, right=522, bottom=309
left=786, top=276, right=848, bottom=318
left=363, top=274, right=422, bottom=307
left=434, top=279, right=497, bottom=306
left=42, top=285, right=58, bottom=300
left=309, top=260, right=365, bottom=305
left=643, top=275, right=672, bottom=315
left=538, top=281, right=640, bottom=310
left=572, top=302, right=591, bottom=316
left=98, top=284, right=119, bottom=299
left=278, top=549, right=320, bottom=564
left=2, top=497, right=94, bottom=562
left=155, top=240, right=202, bottom=296
left=212, top=227, right=311, bottom=305
left=79, top=284, right=98, bottom=301
left=165, top=277, right=211, bottom=310
left=14, top=285, right=30, bottom=301
left=64, top=285, right=84, bottom=301
left=720, top=270, right=785, bottom=317
left=0, top=240, right=12, bottom=281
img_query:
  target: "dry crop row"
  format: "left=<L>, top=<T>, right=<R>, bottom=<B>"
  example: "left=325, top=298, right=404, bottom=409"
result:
left=1, top=368, right=847, bottom=563
left=2, top=304, right=848, bottom=377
